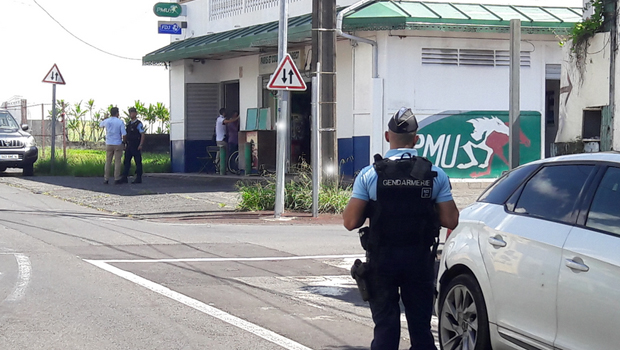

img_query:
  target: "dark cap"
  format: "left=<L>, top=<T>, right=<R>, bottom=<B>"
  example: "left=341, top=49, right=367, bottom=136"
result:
left=128, top=107, right=137, bottom=113
left=388, top=107, right=418, bottom=133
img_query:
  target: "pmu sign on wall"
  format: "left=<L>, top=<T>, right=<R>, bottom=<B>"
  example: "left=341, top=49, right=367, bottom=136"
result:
left=415, top=111, right=541, bottom=179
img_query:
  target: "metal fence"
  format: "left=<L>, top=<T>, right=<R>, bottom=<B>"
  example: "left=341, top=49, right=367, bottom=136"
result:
left=209, top=0, right=302, bottom=19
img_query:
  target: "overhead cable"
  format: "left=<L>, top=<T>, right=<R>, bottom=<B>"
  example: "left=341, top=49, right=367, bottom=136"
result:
left=32, top=0, right=141, bottom=61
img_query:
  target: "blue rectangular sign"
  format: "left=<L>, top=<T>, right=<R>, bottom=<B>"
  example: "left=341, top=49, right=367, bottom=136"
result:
left=158, top=22, right=182, bottom=35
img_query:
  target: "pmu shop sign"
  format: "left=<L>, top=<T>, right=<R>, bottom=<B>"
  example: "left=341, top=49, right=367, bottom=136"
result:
left=153, top=3, right=183, bottom=17
left=158, top=21, right=185, bottom=35
left=415, top=111, right=541, bottom=179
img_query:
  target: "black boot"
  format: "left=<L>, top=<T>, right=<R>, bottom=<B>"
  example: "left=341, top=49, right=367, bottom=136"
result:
left=132, top=176, right=142, bottom=184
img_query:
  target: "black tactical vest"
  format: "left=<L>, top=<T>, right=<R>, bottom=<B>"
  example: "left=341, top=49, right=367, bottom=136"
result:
left=367, top=153, right=440, bottom=249
left=126, top=120, right=143, bottom=147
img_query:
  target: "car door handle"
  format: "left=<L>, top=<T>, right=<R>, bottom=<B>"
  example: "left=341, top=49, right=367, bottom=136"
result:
left=488, top=236, right=507, bottom=248
left=565, top=259, right=589, bottom=272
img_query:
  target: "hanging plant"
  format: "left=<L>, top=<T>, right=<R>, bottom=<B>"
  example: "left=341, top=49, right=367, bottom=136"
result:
left=561, top=0, right=605, bottom=82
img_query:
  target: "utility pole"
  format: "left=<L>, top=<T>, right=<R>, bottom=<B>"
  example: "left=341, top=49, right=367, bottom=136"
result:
left=20, top=99, right=27, bottom=125
left=603, top=0, right=617, bottom=151
left=509, top=19, right=521, bottom=169
left=312, top=0, right=337, bottom=182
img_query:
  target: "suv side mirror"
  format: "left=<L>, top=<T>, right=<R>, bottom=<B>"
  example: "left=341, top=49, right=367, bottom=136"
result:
left=21, top=124, right=29, bottom=131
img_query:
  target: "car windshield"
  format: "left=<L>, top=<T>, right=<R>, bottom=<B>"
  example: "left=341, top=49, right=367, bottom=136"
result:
left=0, top=112, right=20, bottom=131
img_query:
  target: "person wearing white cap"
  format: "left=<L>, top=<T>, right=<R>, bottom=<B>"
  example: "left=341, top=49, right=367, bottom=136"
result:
left=343, top=107, right=459, bottom=350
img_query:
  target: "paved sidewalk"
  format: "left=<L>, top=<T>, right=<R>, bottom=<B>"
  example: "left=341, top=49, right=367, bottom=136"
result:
left=0, top=172, right=493, bottom=225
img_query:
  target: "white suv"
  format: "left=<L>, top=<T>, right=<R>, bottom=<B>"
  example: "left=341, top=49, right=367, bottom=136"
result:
left=436, top=152, right=620, bottom=350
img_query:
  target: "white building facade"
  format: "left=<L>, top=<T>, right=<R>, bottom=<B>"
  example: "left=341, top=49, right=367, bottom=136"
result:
left=144, top=0, right=580, bottom=178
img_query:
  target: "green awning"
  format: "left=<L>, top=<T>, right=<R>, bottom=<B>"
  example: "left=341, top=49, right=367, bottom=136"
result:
left=343, top=1, right=582, bottom=34
left=143, top=1, right=582, bottom=65
left=143, top=13, right=312, bottom=65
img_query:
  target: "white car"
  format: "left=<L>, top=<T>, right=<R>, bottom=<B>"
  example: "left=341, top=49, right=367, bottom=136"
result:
left=436, top=152, right=620, bottom=350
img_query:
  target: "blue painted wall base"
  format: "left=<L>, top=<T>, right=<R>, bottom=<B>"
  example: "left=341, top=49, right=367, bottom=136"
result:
left=338, top=136, right=370, bottom=177
left=172, top=136, right=370, bottom=176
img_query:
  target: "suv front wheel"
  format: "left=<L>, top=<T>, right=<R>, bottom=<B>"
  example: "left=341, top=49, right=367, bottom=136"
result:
left=22, top=163, right=34, bottom=176
left=438, top=274, right=491, bottom=350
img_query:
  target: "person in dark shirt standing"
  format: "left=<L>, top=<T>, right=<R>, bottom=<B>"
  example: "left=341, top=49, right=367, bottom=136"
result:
left=120, top=107, right=145, bottom=184
left=224, top=110, right=240, bottom=171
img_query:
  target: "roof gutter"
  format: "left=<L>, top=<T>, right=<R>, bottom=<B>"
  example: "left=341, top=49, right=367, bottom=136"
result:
left=336, top=0, right=378, bottom=78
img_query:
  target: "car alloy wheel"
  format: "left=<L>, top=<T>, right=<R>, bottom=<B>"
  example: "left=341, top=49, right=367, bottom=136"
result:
left=439, top=274, right=490, bottom=350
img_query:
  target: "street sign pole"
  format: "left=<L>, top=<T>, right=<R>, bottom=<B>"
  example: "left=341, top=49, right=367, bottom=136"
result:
left=51, top=84, right=56, bottom=175
left=274, top=0, right=288, bottom=219
left=311, top=63, right=321, bottom=218
left=42, top=63, right=66, bottom=175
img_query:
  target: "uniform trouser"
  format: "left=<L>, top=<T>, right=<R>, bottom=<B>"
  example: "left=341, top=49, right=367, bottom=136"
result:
left=105, top=144, right=124, bottom=181
left=367, top=245, right=437, bottom=350
left=123, top=146, right=142, bottom=178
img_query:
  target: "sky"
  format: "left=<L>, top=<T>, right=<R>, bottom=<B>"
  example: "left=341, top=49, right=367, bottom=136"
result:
left=2, top=0, right=585, bottom=118
left=2, top=0, right=170, bottom=116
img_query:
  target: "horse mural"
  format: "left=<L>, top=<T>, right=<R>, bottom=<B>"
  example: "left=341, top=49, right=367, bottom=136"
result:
left=457, top=116, right=531, bottom=178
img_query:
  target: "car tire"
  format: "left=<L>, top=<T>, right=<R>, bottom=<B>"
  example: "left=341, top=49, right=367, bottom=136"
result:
left=22, top=163, right=34, bottom=176
left=438, top=274, right=491, bottom=350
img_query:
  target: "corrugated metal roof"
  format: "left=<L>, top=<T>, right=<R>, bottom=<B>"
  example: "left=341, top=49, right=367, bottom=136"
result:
left=343, top=1, right=582, bottom=33
left=143, top=13, right=312, bottom=65
left=143, top=1, right=582, bottom=64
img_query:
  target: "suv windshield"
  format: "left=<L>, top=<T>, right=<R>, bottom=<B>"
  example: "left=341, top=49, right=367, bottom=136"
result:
left=0, top=112, right=20, bottom=131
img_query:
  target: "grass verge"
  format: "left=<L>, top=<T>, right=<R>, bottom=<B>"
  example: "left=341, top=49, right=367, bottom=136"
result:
left=35, top=148, right=171, bottom=176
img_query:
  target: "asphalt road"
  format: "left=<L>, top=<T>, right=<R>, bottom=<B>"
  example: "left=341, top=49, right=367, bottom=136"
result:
left=0, top=173, right=489, bottom=349
left=0, top=180, right=406, bottom=349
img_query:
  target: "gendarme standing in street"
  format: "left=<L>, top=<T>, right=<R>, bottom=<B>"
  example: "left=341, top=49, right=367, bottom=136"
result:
left=99, top=107, right=126, bottom=185
left=343, top=107, right=459, bottom=350
left=120, top=107, right=145, bottom=184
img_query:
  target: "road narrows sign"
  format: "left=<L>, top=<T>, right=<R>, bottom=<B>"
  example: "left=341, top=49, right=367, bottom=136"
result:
left=267, top=54, right=307, bottom=91
left=42, top=64, right=66, bottom=85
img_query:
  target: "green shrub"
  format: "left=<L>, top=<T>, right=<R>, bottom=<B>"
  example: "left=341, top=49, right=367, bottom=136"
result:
left=236, top=162, right=352, bottom=214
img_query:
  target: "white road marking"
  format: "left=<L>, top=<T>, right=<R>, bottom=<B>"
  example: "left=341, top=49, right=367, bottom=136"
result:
left=99, top=254, right=365, bottom=264
left=85, top=259, right=313, bottom=350
left=5, top=253, right=31, bottom=302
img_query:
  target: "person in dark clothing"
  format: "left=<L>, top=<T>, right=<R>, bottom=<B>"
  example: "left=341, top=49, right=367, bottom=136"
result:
left=343, top=107, right=459, bottom=350
left=223, top=110, right=240, bottom=171
left=120, top=107, right=145, bottom=184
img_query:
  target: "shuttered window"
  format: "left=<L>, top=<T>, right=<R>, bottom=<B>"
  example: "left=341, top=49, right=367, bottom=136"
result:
left=186, top=83, right=220, bottom=141
left=422, top=48, right=531, bottom=67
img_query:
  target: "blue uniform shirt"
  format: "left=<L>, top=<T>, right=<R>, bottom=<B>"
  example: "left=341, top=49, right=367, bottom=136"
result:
left=130, top=119, right=145, bottom=134
left=352, top=148, right=453, bottom=203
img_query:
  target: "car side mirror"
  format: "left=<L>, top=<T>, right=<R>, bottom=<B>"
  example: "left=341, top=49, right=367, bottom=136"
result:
left=21, top=124, right=29, bottom=131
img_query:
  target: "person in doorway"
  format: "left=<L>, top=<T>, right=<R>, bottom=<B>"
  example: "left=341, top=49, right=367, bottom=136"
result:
left=120, top=107, right=145, bottom=184
left=342, top=107, right=459, bottom=350
left=214, top=108, right=227, bottom=172
left=99, top=107, right=126, bottom=184
left=223, top=110, right=240, bottom=171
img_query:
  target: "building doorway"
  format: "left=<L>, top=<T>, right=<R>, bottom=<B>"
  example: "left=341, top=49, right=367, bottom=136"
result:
left=223, top=81, right=240, bottom=116
left=290, top=82, right=312, bottom=166
left=545, top=79, right=560, bottom=158
left=261, top=79, right=312, bottom=167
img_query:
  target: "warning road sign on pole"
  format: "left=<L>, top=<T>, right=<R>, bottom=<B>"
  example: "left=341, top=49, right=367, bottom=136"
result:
left=267, top=54, right=307, bottom=91
left=42, top=64, right=66, bottom=85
